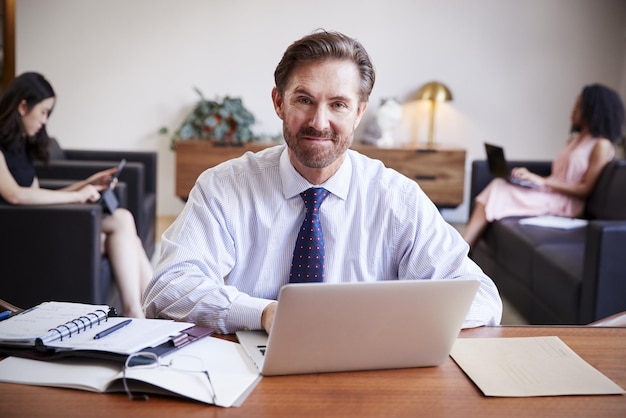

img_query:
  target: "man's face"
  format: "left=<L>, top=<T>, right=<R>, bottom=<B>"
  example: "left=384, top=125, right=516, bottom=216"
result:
left=272, top=59, right=367, bottom=171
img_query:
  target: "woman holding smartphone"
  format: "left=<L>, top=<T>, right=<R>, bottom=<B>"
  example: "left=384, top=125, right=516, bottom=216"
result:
left=0, top=72, right=152, bottom=317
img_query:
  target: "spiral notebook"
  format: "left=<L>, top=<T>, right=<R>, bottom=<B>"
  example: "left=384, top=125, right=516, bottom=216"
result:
left=0, top=301, right=202, bottom=358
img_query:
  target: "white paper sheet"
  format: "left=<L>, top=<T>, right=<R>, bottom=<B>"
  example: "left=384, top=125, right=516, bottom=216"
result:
left=450, top=336, right=625, bottom=397
left=518, top=216, right=588, bottom=229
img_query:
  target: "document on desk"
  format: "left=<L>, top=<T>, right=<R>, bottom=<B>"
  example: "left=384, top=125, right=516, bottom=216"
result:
left=450, top=336, right=625, bottom=397
left=0, top=336, right=261, bottom=407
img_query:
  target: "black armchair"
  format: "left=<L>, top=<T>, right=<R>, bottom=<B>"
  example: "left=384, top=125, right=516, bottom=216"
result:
left=0, top=203, right=118, bottom=310
left=0, top=179, right=130, bottom=310
left=34, top=138, right=157, bottom=258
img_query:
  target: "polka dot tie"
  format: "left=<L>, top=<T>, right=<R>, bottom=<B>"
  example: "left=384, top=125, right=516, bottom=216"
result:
left=289, top=188, right=329, bottom=283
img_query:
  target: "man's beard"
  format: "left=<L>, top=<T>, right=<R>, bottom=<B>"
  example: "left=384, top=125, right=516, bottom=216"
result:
left=284, top=125, right=352, bottom=169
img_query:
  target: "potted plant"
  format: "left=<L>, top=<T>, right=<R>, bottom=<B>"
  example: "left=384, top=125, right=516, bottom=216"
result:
left=166, top=88, right=283, bottom=199
left=162, top=87, right=256, bottom=150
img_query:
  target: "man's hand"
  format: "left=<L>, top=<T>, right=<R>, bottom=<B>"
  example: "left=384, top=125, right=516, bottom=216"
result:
left=261, top=302, right=278, bottom=334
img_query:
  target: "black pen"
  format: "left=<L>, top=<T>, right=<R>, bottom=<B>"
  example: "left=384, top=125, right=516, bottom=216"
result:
left=93, top=319, right=132, bottom=340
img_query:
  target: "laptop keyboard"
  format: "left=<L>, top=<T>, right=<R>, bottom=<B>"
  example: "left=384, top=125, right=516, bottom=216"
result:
left=508, top=176, right=538, bottom=189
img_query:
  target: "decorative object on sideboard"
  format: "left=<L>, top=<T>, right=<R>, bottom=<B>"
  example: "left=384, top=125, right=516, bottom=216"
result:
left=415, top=81, right=453, bottom=149
left=374, top=98, right=403, bottom=148
left=160, top=87, right=256, bottom=150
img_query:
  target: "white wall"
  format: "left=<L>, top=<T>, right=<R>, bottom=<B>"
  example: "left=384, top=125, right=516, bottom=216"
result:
left=16, top=0, right=626, bottom=221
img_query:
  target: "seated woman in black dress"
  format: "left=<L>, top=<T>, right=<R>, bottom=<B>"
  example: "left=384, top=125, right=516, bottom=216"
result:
left=0, top=72, right=151, bottom=318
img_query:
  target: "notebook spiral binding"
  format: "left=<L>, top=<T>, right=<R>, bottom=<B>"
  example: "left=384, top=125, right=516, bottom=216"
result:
left=34, top=308, right=113, bottom=350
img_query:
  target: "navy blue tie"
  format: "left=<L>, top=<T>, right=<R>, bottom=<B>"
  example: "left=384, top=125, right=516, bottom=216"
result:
left=289, top=188, right=329, bottom=283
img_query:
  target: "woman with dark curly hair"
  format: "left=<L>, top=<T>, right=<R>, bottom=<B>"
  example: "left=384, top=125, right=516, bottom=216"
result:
left=463, top=84, right=625, bottom=248
left=0, top=72, right=152, bottom=317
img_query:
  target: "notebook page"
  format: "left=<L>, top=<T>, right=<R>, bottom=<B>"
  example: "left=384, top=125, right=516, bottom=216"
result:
left=46, top=318, right=194, bottom=355
left=0, top=336, right=261, bottom=406
left=119, top=336, right=261, bottom=406
left=0, top=302, right=110, bottom=346
left=0, top=356, right=121, bottom=392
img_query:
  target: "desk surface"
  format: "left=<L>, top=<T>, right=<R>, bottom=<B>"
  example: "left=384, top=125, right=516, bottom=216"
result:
left=1, top=326, right=624, bottom=418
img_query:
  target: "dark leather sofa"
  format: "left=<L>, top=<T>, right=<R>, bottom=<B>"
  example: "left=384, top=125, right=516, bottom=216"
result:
left=469, top=159, right=626, bottom=325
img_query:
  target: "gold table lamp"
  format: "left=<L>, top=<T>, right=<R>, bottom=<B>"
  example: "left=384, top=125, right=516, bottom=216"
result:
left=415, top=81, right=453, bottom=148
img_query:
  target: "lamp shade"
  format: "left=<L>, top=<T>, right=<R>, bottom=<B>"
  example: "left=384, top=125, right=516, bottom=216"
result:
left=415, top=81, right=453, bottom=148
left=415, top=81, right=453, bottom=102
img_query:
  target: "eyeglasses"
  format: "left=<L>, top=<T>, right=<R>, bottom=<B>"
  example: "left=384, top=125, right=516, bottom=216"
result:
left=123, top=351, right=217, bottom=404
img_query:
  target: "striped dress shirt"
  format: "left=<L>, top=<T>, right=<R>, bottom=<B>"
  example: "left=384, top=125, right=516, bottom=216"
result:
left=143, top=145, right=502, bottom=333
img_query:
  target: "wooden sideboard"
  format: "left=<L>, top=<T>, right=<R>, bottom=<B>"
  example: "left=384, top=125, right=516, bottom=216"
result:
left=175, top=141, right=272, bottom=200
left=352, top=144, right=465, bottom=207
left=175, top=141, right=465, bottom=207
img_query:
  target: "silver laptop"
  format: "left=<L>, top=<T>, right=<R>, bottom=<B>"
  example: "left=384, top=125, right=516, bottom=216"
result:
left=236, top=279, right=479, bottom=376
left=484, top=143, right=539, bottom=188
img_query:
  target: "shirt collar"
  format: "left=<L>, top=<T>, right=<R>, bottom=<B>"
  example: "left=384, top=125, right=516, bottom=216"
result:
left=280, top=147, right=351, bottom=201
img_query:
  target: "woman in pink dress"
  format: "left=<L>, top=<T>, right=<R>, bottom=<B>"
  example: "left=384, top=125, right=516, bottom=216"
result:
left=463, top=84, right=625, bottom=248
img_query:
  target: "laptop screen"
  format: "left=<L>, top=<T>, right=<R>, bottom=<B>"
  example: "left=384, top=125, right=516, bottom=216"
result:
left=485, top=143, right=508, bottom=178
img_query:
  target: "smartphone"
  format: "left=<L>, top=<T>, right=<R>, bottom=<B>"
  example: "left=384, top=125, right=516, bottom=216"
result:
left=100, top=159, right=126, bottom=213
left=107, top=159, right=126, bottom=189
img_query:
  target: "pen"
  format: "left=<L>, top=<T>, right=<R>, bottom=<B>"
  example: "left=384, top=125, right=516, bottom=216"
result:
left=0, top=311, right=11, bottom=321
left=93, top=319, right=132, bottom=340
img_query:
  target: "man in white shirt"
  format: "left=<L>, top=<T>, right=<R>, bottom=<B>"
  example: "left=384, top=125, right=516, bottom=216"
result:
left=143, top=30, right=502, bottom=333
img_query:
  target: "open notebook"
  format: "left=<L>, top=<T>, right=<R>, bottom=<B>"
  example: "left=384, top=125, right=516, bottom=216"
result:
left=0, top=301, right=208, bottom=360
left=0, top=335, right=261, bottom=407
left=237, top=280, right=480, bottom=376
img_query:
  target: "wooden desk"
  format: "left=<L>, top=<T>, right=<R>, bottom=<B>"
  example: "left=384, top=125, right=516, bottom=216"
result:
left=175, top=141, right=465, bottom=207
left=1, top=326, right=624, bottom=417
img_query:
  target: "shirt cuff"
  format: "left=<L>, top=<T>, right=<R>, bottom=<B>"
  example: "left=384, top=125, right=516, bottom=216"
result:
left=226, top=294, right=275, bottom=333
